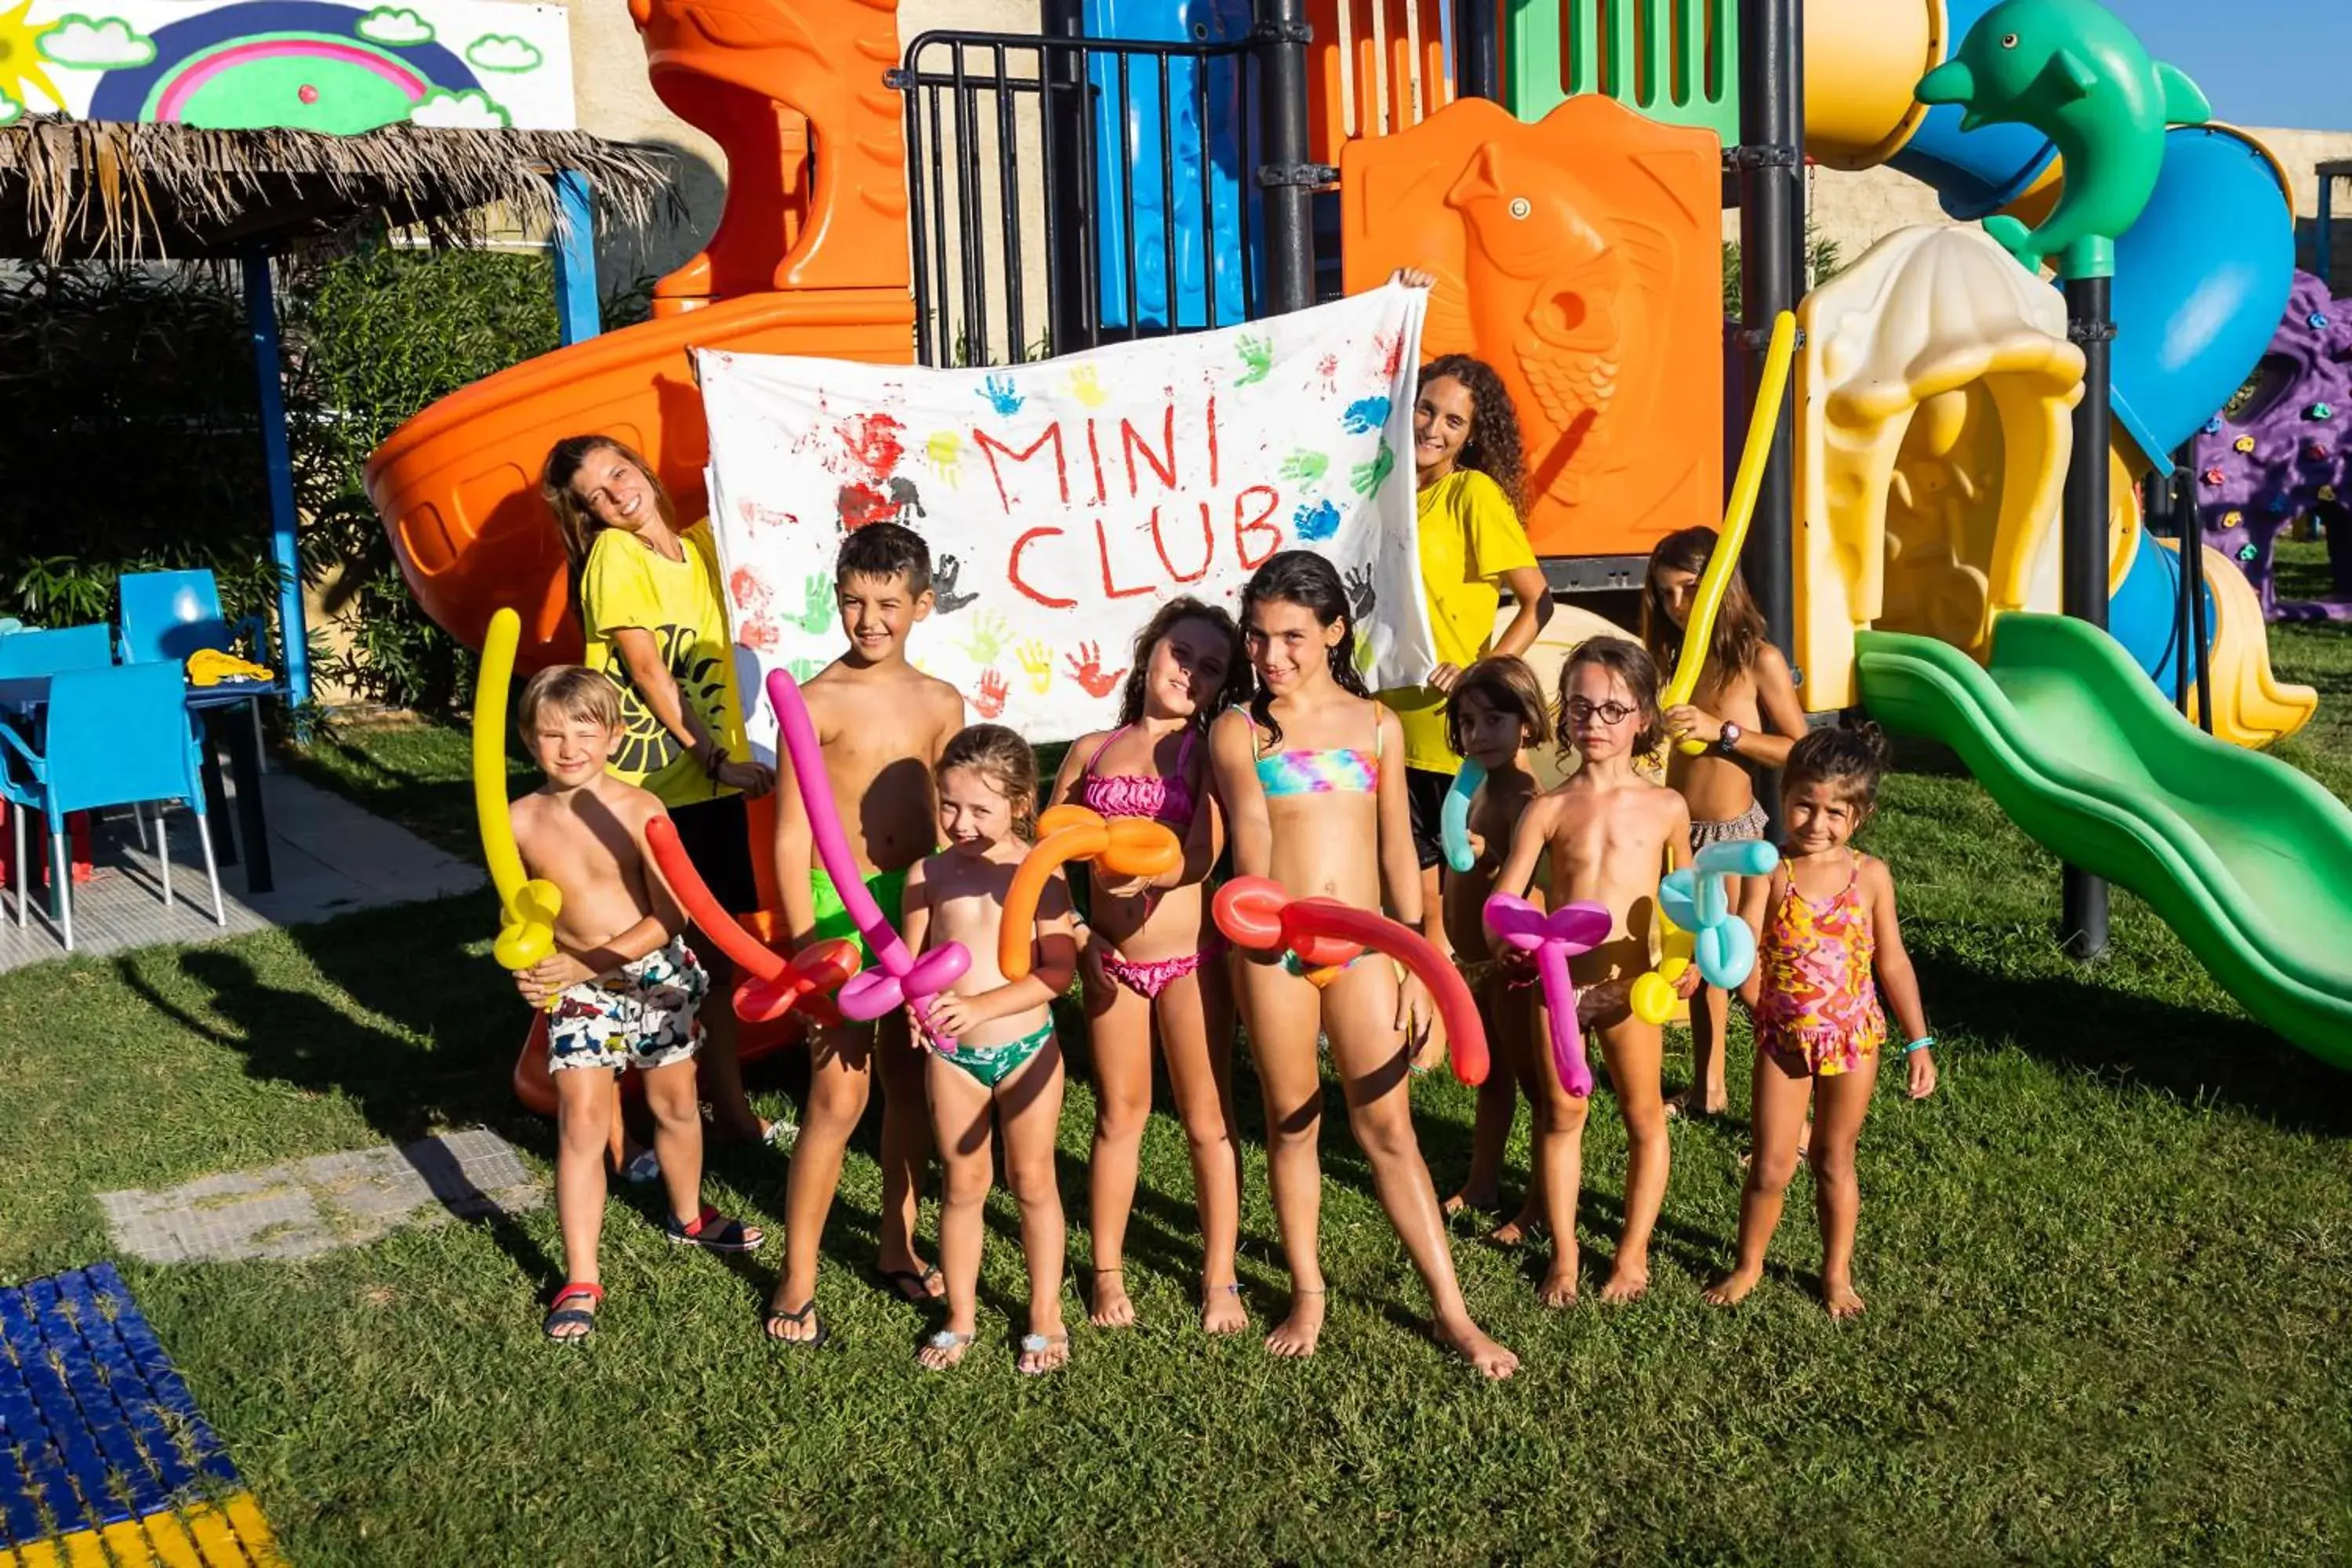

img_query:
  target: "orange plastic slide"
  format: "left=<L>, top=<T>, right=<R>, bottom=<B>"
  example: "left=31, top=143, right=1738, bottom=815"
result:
left=365, top=0, right=916, bottom=670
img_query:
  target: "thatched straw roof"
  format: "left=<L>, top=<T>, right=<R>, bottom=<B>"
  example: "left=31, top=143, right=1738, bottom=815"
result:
left=0, top=114, right=683, bottom=262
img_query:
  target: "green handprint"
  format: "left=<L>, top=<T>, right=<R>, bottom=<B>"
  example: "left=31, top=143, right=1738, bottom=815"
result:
left=958, top=610, right=1012, bottom=665
left=789, top=657, right=825, bottom=683
left=1349, top=438, right=1395, bottom=498
left=786, top=573, right=834, bottom=633
left=1233, top=334, right=1273, bottom=387
left=1278, top=450, right=1330, bottom=486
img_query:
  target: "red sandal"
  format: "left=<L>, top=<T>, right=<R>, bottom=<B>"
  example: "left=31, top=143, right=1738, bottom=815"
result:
left=543, top=1282, right=603, bottom=1342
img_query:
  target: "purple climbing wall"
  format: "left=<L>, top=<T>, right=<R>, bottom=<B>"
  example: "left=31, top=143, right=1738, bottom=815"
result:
left=2190, top=270, right=2352, bottom=622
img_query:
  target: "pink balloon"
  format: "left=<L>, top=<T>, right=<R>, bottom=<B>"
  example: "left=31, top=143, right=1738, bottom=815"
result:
left=1483, top=895, right=1614, bottom=1098
left=765, top=667, right=968, bottom=1050
left=837, top=945, right=973, bottom=1024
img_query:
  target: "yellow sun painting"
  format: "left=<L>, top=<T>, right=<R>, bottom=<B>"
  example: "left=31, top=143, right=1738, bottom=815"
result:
left=0, top=0, right=64, bottom=113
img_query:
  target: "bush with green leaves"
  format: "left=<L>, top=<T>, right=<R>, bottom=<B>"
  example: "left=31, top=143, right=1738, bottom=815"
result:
left=0, top=245, right=655, bottom=711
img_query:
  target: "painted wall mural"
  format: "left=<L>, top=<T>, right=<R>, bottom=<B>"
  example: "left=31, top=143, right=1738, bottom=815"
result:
left=0, top=0, right=574, bottom=133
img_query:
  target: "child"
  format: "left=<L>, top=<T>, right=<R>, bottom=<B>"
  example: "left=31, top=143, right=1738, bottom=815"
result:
left=766, top=522, right=967, bottom=1348
left=1490, top=638, right=1697, bottom=1305
left=902, top=725, right=1080, bottom=1373
left=510, top=667, right=764, bottom=1342
left=1208, top=551, right=1518, bottom=1379
left=1707, top=725, right=1937, bottom=1319
left=1376, top=317, right=1553, bottom=955
left=1436, top=655, right=1551, bottom=1247
left=1047, top=597, right=1252, bottom=1335
left=1642, top=525, right=1807, bottom=1119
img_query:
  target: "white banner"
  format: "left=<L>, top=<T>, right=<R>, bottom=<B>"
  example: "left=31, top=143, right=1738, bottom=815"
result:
left=698, top=285, right=1434, bottom=748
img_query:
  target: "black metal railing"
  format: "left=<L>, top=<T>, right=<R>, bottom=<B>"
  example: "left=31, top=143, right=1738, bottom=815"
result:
left=894, top=21, right=1320, bottom=369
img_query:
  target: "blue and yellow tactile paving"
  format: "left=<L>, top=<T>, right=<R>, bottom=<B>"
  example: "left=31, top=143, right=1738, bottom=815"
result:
left=0, top=1262, right=281, bottom=1566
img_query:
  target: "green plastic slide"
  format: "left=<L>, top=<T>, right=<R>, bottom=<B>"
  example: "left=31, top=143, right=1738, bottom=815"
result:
left=1855, top=615, right=2352, bottom=1067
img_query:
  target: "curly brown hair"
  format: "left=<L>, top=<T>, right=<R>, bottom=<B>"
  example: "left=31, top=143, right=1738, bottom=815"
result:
left=1784, top=722, right=1893, bottom=819
left=1417, top=354, right=1526, bottom=515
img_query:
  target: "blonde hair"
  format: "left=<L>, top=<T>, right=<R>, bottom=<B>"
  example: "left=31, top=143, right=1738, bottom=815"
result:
left=938, top=723, right=1039, bottom=840
left=541, top=434, right=678, bottom=584
left=516, top=664, right=621, bottom=739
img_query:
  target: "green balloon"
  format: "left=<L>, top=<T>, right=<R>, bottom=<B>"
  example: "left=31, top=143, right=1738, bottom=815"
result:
left=1915, top=0, right=2211, bottom=281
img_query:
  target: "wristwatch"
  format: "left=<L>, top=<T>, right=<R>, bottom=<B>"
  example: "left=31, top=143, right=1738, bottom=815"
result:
left=1715, top=721, right=1743, bottom=757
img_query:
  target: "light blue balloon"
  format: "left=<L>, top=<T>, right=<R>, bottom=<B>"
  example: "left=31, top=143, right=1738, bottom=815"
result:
left=1693, top=840, right=1780, bottom=880
left=1440, top=758, right=1486, bottom=874
left=1694, top=914, right=1758, bottom=990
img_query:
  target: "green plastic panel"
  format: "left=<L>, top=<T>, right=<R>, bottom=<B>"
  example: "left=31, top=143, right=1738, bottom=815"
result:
left=1503, top=0, right=1740, bottom=143
left=1855, top=616, right=2352, bottom=1067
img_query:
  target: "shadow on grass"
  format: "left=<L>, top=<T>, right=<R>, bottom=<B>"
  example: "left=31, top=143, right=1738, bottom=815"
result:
left=118, top=924, right=563, bottom=1288
left=1913, top=949, right=2352, bottom=1137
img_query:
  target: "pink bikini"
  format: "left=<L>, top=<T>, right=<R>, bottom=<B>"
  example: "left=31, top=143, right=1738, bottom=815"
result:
left=1080, top=726, right=1214, bottom=1000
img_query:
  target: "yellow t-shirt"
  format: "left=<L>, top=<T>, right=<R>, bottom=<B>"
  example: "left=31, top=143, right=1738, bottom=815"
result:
left=579, top=519, right=750, bottom=809
left=1382, top=468, right=1539, bottom=773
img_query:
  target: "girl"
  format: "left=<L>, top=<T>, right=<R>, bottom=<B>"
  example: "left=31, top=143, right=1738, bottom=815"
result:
left=1642, top=524, right=1807, bottom=1119
left=1208, top=551, right=1518, bottom=1379
left=542, top=434, right=779, bottom=1152
left=901, top=726, right=1081, bottom=1374
left=1490, top=639, right=1697, bottom=1304
left=1436, top=656, right=1552, bottom=1246
left=1707, top=726, right=1937, bottom=1319
left=1047, top=597, right=1252, bottom=1335
left=1377, top=317, right=1554, bottom=949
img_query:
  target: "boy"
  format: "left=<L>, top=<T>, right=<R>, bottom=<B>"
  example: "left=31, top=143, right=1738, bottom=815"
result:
left=767, top=522, right=969, bottom=1347
left=511, top=667, right=765, bottom=1343
left=1489, top=637, right=1696, bottom=1305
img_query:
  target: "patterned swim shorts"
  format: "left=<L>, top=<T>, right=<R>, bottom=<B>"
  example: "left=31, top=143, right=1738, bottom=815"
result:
left=547, top=935, right=709, bottom=1073
left=1690, top=800, right=1770, bottom=850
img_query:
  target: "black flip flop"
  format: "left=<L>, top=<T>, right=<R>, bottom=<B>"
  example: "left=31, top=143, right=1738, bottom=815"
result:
left=764, top=1301, right=828, bottom=1350
left=874, top=1265, right=943, bottom=1304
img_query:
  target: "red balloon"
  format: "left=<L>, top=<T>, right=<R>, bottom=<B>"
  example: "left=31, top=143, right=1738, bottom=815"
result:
left=646, top=815, right=858, bottom=1025
left=1210, top=876, right=1486, bottom=1085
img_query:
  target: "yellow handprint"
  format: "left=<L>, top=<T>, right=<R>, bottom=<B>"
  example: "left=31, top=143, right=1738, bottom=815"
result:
left=1068, top=364, right=1109, bottom=409
left=1016, top=639, right=1054, bottom=695
left=927, top=430, right=963, bottom=488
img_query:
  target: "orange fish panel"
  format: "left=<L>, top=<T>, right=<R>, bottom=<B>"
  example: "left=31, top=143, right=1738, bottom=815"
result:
left=1338, top=94, right=1722, bottom=558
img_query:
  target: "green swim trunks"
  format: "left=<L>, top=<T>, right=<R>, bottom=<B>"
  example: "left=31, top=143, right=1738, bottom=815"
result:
left=934, top=1019, right=1056, bottom=1090
left=810, top=865, right=909, bottom=967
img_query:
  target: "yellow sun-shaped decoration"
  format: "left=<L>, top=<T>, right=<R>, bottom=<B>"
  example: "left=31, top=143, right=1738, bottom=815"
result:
left=0, top=0, right=64, bottom=113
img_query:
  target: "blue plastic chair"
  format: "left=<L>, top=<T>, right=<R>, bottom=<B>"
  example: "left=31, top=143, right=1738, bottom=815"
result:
left=0, top=623, right=114, bottom=679
left=116, top=570, right=280, bottom=675
left=0, top=661, right=223, bottom=949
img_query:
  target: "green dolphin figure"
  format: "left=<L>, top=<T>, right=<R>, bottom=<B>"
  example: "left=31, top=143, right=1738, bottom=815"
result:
left=1915, top=0, right=2211, bottom=280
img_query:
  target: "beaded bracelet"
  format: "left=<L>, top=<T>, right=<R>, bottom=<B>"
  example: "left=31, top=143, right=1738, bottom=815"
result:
left=1903, top=1036, right=1935, bottom=1054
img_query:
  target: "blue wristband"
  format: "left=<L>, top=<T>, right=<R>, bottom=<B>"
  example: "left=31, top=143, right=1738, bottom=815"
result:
left=1903, top=1036, right=1934, bottom=1054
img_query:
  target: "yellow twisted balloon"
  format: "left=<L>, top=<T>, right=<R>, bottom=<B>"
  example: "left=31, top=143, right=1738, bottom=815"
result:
left=1664, top=310, right=1798, bottom=756
left=475, top=609, right=563, bottom=985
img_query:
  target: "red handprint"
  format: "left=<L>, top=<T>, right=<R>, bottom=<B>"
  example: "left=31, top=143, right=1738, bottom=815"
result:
left=1065, top=642, right=1127, bottom=699
left=975, top=669, right=1008, bottom=718
left=729, top=567, right=771, bottom=615
left=739, top=618, right=781, bottom=652
left=1316, top=352, right=1339, bottom=390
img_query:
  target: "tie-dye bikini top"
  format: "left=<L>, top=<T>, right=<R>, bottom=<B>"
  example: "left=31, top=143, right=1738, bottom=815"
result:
left=1254, top=707, right=1382, bottom=797
left=1079, top=725, right=1200, bottom=826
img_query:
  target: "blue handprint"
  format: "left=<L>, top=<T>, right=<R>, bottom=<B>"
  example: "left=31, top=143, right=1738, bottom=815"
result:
left=978, top=373, right=1024, bottom=417
left=1291, top=499, right=1341, bottom=543
left=1341, top=396, right=1391, bottom=435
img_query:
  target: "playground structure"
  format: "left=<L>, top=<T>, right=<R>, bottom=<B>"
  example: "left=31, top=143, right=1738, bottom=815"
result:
left=367, top=0, right=2352, bottom=1068
left=2192, top=270, right=2352, bottom=624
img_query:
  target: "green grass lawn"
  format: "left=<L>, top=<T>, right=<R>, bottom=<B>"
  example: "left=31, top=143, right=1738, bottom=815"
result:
left=3, top=579, right=2347, bottom=1564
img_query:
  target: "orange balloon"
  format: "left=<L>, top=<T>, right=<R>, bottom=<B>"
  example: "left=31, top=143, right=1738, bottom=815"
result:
left=1001, top=808, right=1181, bottom=979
